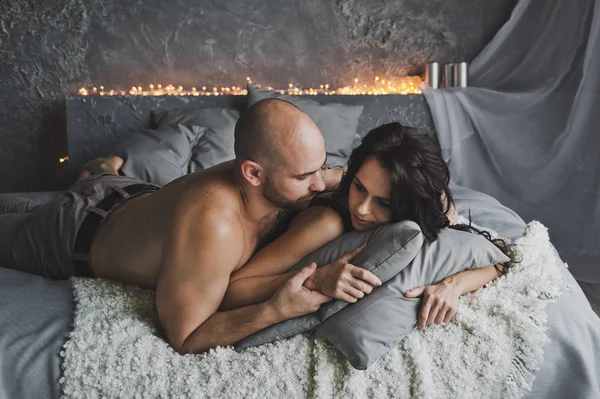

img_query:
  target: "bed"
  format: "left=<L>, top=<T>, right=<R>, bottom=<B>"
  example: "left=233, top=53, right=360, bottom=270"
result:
left=1, top=93, right=599, bottom=398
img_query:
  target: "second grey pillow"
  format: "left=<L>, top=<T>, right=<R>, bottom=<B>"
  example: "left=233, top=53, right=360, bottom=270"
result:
left=316, top=228, right=511, bottom=370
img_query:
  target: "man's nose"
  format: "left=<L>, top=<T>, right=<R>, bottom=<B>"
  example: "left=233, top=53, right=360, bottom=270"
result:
left=310, top=173, right=326, bottom=192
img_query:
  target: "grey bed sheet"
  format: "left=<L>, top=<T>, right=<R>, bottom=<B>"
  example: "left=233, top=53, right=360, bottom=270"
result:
left=0, top=268, right=72, bottom=399
left=0, top=185, right=598, bottom=399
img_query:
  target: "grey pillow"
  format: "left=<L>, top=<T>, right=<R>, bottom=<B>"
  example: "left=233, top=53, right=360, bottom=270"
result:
left=152, top=107, right=240, bottom=171
left=317, top=228, right=511, bottom=370
left=247, top=84, right=364, bottom=168
left=111, top=124, right=204, bottom=186
left=450, top=182, right=526, bottom=240
left=236, top=220, right=423, bottom=349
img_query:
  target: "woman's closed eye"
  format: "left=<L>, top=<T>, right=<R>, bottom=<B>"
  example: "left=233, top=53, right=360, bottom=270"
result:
left=353, top=179, right=390, bottom=208
left=352, top=179, right=366, bottom=192
left=377, top=198, right=390, bottom=208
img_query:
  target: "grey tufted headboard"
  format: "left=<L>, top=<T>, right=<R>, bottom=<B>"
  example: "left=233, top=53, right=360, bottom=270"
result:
left=66, top=94, right=435, bottom=179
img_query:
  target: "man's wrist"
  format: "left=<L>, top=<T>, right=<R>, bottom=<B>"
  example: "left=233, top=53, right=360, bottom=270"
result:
left=263, top=299, right=288, bottom=323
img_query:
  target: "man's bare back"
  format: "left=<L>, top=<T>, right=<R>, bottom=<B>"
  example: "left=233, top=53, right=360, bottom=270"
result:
left=90, top=163, right=278, bottom=288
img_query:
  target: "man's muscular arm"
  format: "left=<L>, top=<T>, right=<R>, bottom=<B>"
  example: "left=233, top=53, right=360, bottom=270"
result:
left=155, top=208, right=328, bottom=354
left=220, top=206, right=345, bottom=311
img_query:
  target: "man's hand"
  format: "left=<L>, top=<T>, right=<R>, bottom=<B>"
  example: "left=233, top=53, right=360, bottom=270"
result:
left=78, top=155, right=124, bottom=180
left=404, top=279, right=461, bottom=331
left=303, top=243, right=382, bottom=303
left=269, top=263, right=333, bottom=319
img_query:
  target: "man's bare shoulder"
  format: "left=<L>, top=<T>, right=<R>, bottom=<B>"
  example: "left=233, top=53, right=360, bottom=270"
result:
left=165, top=168, right=240, bottom=207
left=158, top=169, right=244, bottom=238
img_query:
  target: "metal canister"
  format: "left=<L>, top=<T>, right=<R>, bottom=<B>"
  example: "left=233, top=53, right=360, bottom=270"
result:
left=425, top=62, right=441, bottom=89
left=443, top=63, right=455, bottom=88
left=454, top=62, right=468, bottom=87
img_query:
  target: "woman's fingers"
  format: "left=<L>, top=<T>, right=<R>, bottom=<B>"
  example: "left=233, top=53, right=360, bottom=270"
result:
left=427, top=306, right=439, bottom=326
left=336, top=291, right=359, bottom=303
left=342, top=285, right=365, bottom=301
left=443, top=308, right=457, bottom=323
left=418, top=300, right=432, bottom=330
left=434, top=307, right=448, bottom=324
left=348, top=277, right=373, bottom=295
left=348, top=265, right=382, bottom=287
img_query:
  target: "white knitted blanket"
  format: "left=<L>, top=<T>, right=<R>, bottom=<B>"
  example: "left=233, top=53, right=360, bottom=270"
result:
left=60, top=221, right=565, bottom=398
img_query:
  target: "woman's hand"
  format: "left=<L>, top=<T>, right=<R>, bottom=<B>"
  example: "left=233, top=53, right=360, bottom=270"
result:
left=303, top=243, right=382, bottom=303
left=404, top=279, right=461, bottom=331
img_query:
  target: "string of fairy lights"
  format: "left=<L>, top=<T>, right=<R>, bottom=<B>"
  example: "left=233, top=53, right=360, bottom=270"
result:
left=63, top=75, right=423, bottom=164
left=77, top=76, right=423, bottom=96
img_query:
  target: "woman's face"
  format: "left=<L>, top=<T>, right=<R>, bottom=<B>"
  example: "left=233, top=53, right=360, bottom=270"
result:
left=347, top=156, right=393, bottom=231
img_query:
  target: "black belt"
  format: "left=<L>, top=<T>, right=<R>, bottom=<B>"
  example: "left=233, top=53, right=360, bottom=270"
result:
left=72, top=183, right=159, bottom=277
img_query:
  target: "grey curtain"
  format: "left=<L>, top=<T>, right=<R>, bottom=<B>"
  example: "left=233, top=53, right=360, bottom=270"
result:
left=423, top=0, right=600, bottom=283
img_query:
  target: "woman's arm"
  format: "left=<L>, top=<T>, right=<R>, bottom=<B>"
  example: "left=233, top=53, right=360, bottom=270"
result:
left=322, top=168, right=345, bottom=192
left=219, top=206, right=346, bottom=311
left=404, top=263, right=506, bottom=330
left=443, top=263, right=506, bottom=296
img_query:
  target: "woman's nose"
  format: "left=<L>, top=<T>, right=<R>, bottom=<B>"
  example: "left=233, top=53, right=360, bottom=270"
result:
left=356, top=198, right=371, bottom=216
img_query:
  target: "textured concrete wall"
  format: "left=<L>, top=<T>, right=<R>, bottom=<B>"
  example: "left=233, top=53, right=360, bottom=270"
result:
left=0, top=0, right=517, bottom=192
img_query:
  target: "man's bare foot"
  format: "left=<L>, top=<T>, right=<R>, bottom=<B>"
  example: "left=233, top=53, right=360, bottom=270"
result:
left=78, top=156, right=124, bottom=180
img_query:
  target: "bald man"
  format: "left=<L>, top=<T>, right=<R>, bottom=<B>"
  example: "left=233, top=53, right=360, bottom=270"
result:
left=0, top=99, right=355, bottom=353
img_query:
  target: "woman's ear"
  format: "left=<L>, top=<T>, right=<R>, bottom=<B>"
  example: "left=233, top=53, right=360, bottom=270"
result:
left=239, top=160, right=264, bottom=187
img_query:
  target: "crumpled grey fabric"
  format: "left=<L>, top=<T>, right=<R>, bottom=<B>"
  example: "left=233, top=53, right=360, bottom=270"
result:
left=423, top=0, right=600, bottom=283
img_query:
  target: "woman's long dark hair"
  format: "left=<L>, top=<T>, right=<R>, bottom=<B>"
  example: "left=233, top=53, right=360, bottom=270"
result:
left=336, top=122, right=516, bottom=272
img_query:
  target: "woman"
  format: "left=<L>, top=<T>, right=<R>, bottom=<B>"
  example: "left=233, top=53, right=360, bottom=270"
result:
left=219, top=122, right=516, bottom=330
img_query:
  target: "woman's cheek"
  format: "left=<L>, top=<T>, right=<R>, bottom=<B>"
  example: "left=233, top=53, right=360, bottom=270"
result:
left=378, top=209, right=393, bottom=224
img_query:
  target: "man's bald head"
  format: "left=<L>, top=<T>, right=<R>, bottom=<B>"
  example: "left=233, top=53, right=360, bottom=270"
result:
left=234, top=98, right=322, bottom=169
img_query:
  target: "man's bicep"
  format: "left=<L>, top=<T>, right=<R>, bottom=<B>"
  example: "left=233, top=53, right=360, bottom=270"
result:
left=155, top=220, right=241, bottom=350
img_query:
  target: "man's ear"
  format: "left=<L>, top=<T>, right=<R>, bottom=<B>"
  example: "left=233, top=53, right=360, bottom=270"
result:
left=239, top=160, right=264, bottom=187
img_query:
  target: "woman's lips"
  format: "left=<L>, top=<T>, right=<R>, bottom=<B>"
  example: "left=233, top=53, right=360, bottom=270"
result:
left=351, top=212, right=370, bottom=226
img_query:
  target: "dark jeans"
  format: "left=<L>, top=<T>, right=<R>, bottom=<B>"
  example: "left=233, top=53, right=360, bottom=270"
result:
left=0, top=174, right=154, bottom=280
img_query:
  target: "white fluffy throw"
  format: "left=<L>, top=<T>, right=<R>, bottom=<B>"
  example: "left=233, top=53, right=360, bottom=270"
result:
left=60, top=221, right=565, bottom=398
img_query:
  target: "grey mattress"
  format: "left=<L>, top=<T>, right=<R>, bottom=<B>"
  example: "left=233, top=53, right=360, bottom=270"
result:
left=1, top=185, right=599, bottom=398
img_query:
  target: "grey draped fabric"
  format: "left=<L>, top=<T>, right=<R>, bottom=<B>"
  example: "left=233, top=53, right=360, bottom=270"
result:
left=423, top=0, right=600, bottom=283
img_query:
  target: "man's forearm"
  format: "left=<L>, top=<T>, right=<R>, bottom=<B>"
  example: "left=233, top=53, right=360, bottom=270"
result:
left=181, top=300, right=285, bottom=353
left=443, top=264, right=505, bottom=295
left=220, top=272, right=296, bottom=311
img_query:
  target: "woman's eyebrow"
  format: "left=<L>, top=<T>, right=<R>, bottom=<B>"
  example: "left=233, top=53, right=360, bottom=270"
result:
left=355, top=176, right=390, bottom=202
